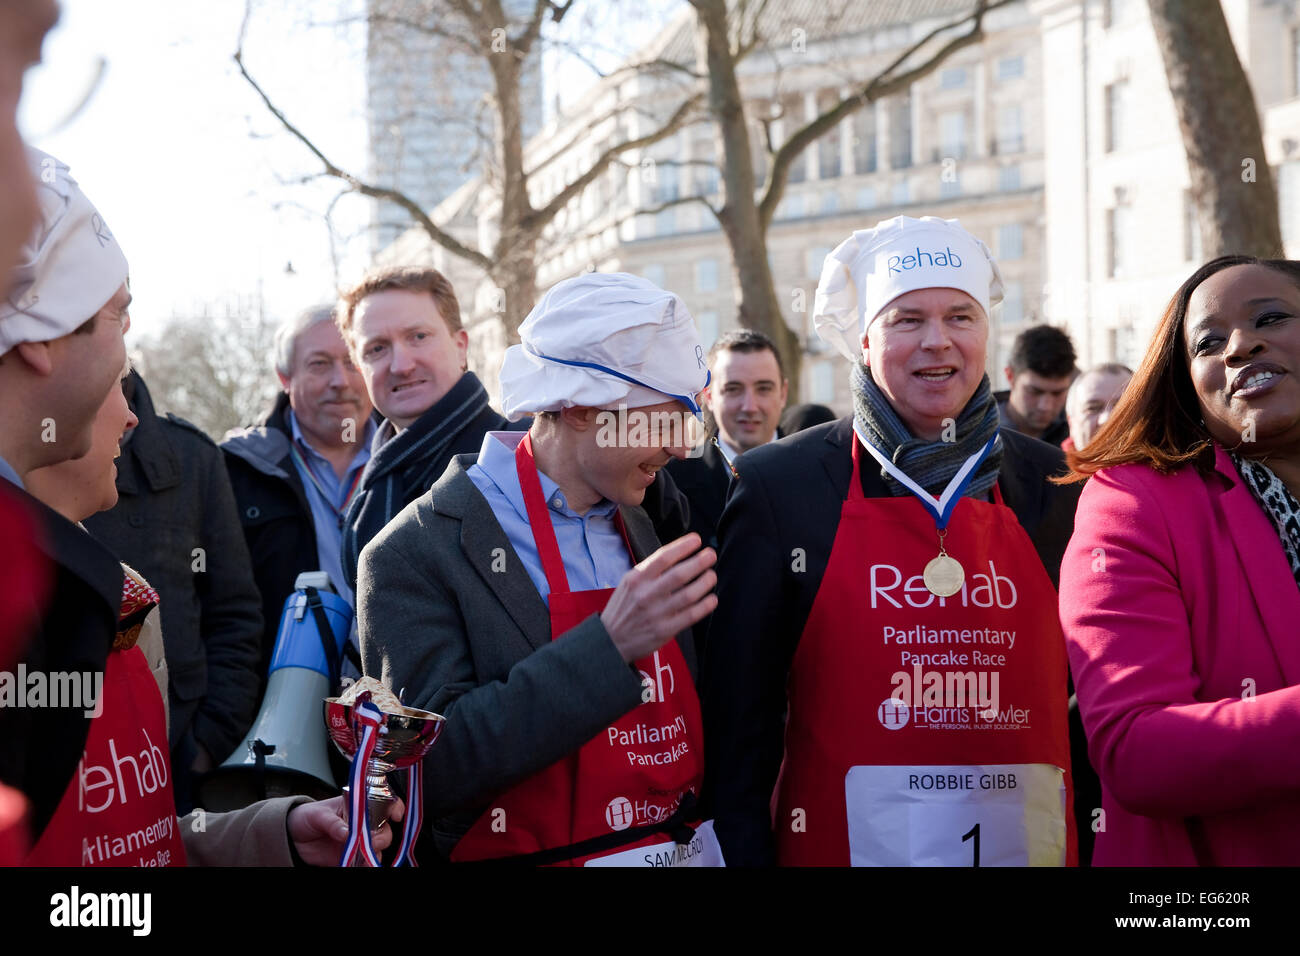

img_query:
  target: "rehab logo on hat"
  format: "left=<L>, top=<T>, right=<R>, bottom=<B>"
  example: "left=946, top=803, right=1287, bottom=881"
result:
left=887, top=245, right=963, bottom=275
left=813, top=216, right=1003, bottom=362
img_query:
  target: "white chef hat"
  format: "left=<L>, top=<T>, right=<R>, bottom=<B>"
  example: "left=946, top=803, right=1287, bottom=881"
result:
left=0, top=147, right=129, bottom=354
left=812, top=215, right=1002, bottom=361
left=500, top=272, right=710, bottom=422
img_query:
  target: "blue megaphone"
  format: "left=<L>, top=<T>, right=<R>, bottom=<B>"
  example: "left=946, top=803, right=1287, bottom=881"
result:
left=197, top=571, right=351, bottom=811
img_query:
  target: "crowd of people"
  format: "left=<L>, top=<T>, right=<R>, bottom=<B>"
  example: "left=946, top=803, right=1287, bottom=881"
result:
left=3, top=0, right=1300, bottom=870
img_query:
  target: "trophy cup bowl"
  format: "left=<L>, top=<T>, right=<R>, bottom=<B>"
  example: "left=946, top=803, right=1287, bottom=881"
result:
left=323, top=696, right=445, bottom=842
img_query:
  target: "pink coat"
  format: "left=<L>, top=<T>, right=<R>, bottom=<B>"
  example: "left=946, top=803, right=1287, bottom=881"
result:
left=1060, top=445, right=1300, bottom=866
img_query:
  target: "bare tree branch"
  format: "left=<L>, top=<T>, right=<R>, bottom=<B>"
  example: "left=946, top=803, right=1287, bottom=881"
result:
left=526, top=93, right=702, bottom=179
left=545, top=193, right=720, bottom=251
left=530, top=93, right=707, bottom=229
left=514, top=0, right=573, bottom=58
left=234, top=15, right=492, bottom=270
left=545, top=35, right=703, bottom=82
left=757, top=0, right=1012, bottom=229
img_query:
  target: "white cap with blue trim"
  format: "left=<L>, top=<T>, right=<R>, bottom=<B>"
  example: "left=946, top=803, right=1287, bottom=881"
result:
left=499, top=272, right=710, bottom=422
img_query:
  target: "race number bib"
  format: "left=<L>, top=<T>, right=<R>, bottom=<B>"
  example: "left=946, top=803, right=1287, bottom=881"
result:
left=845, top=764, right=1066, bottom=867
left=584, top=820, right=726, bottom=868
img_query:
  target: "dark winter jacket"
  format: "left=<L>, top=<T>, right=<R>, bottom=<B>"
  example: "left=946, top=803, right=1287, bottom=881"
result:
left=0, top=485, right=121, bottom=842
left=221, top=391, right=353, bottom=686
left=83, top=372, right=262, bottom=769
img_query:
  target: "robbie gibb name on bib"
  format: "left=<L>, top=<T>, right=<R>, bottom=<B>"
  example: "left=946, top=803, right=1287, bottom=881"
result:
left=0, top=665, right=102, bottom=717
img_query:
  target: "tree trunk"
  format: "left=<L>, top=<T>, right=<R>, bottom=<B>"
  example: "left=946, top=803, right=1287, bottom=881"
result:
left=490, top=244, right=538, bottom=345
left=693, top=0, right=803, bottom=399
left=1147, top=0, right=1283, bottom=259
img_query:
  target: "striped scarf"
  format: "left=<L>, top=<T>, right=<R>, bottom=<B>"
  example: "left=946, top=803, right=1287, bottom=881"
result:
left=850, top=360, right=1002, bottom=499
left=340, top=371, right=494, bottom=589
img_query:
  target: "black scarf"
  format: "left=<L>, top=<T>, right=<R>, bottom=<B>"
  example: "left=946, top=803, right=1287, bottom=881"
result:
left=340, top=371, right=493, bottom=588
left=850, top=360, right=1002, bottom=499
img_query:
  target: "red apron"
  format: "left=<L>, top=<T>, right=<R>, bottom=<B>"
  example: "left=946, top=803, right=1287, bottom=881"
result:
left=452, top=434, right=711, bottom=866
left=774, top=436, right=1075, bottom=866
left=26, top=645, right=186, bottom=867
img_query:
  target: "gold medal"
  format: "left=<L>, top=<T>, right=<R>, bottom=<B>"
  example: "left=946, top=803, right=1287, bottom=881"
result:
left=923, top=529, right=964, bottom=597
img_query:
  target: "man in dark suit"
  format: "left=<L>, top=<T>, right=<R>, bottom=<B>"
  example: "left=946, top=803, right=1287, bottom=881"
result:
left=84, top=370, right=263, bottom=812
left=666, top=329, right=787, bottom=551
left=358, top=272, right=722, bottom=865
left=704, top=216, right=1083, bottom=867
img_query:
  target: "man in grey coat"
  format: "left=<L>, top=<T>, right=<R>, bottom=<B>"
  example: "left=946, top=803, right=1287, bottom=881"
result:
left=358, top=273, right=721, bottom=865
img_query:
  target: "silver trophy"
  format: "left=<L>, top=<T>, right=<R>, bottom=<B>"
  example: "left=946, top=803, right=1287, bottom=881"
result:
left=324, top=691, right=445, bottom=866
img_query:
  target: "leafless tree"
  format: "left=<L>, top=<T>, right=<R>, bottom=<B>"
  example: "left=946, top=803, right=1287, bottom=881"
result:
left=132, top=302, right=281, bottom=440
left=1147, top=0, right=1282, bottom=259
left=236, top=0, right=705, bottom=339
left=684, top=0, right=1014, bottom=395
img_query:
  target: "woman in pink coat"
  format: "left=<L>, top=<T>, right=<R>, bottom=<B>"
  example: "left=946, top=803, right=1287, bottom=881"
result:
left=1060, top=254, right=1300, bottom=866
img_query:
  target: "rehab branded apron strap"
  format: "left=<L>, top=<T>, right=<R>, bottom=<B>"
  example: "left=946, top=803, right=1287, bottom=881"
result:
left=457, top=793, right=701, bottom=867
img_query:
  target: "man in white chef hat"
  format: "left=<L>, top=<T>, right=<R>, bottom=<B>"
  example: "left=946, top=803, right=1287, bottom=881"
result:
left=0, top=147, right=135, bottom=849
left=357, top=271, right=726, bottom=866
left=702, top=215, right=1085, bottom=867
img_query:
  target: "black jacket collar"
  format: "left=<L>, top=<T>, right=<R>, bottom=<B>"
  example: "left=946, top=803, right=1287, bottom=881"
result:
left=116, top=371, right=180, bottom=496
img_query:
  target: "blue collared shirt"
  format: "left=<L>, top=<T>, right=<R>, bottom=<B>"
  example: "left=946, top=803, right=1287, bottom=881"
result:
left=0, top=454, right=23, bottom=489
left=287, top=411, right=374, bottom=605
left=467, top=431, right=631, bottom=603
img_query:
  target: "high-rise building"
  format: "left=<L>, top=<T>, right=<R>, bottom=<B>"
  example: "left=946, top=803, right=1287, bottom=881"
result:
left=365, top=0, right=543, bottom=252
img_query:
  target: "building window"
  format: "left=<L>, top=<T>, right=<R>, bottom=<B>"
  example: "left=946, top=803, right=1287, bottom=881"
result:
left=996, top=104, right=1023, bottom=154
left=998, top=164, right=1022, bottom=192
left=997, top=56, right=1024, bottom=81
left=939, top=111, right=966, bottom=161
left=811, top=360, right=835, bottom=403
left=1105, top=81, right=1128, bottom=152
left=940, top=174, right=961, bottom=199
left=940, top=67, right=967, bottom=90
left=1107, top=204, right=1133, bottom=277
left=783, top=96, right=807, bottom=184
left=1001, top=280, right=1024, bottom=325
left=642, top=263, right=665, bottom=288
left=1293, top=27, right=1300, bottom=96
left=820, top=189, right=840, bottom=214
left=806, top=246, right=831, bottom=280
left=817, top=92, right=842, bottom=179
left=857, top=185, right=878, bottom=209
left=891, top=179, right=910, bottom=206
left=1183, top=190, right=1203, bottom=262
left=853, top=108, right=877, bottom=174
left=696, top=310, right=719, bottom=350
left=997, top=223, right=1024, bottom=260
left=655, top=207, right=676, bottom=236
left=890, top=94, right=913, bottom=169
left=777, top=194, right=806, bottom=220
left=696, top=258, right=718, bottom=293
left=1103, top=0, right=1134, bottom=29
left=1278, top=161, right=1300, bottom=248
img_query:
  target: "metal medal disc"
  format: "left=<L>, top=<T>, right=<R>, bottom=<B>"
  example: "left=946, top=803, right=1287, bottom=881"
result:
left=923, top=554, right=965, bottom=597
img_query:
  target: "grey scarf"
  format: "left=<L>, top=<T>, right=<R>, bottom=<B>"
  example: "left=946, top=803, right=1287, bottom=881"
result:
left=851, top=360, right=1002, bottom=499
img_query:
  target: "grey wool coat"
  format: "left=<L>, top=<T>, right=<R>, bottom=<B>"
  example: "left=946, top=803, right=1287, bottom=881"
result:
left=356, top=454, right=698, bottom=860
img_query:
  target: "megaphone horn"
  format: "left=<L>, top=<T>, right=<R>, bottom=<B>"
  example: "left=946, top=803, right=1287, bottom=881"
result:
left=196, top=572, right=349, bottom=811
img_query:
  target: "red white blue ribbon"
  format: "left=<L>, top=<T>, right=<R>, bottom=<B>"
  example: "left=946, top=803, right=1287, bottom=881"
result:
left=339, top=700, right=384, bottom=868
left=392, top=766, right=422, bottom=867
